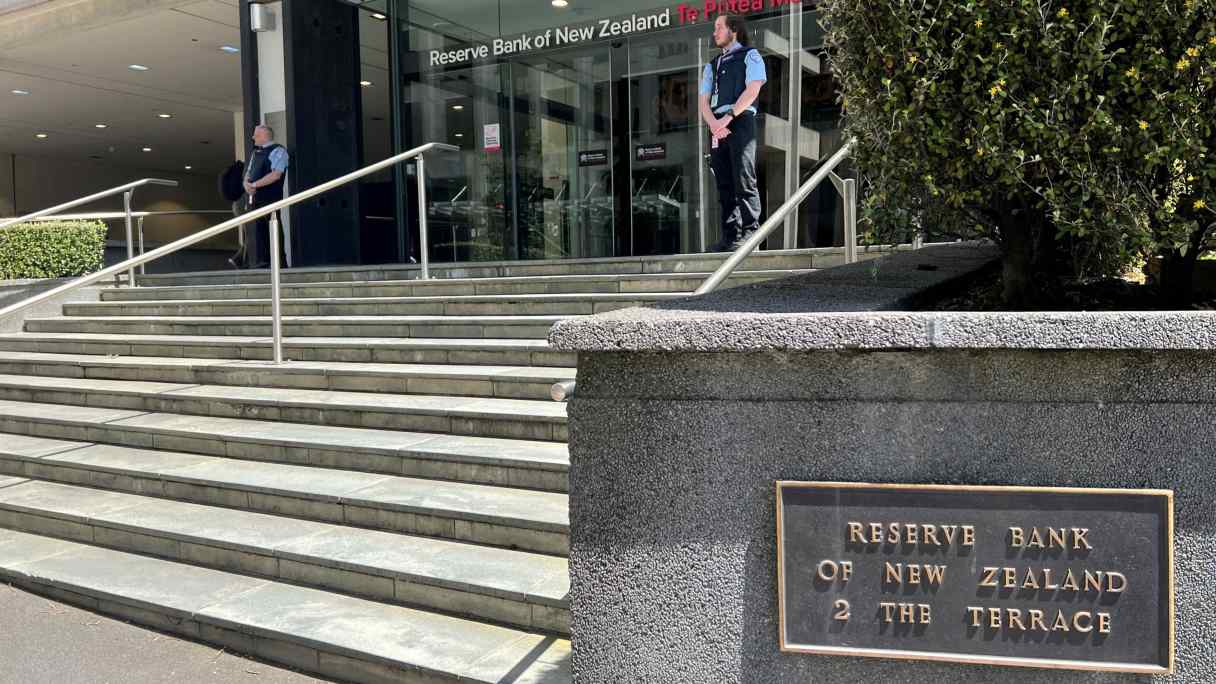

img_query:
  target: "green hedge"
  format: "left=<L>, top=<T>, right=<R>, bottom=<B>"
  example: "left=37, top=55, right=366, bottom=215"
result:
left=0, top=220, right=107, bottom=280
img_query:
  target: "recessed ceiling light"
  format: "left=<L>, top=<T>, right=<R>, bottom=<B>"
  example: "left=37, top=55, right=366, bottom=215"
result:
left=371, top=12, right=387, bottom=20
left=184, top=165, right=193, bottom=170
left=142, top=147, right=152, bottom=152
left=128, top=64, right=150, bottom=71
left=552, top=0, right=569, bottom=7
left=220, top=45, right=240, bottom=54
left=157, top=113, right=172, bottom=119
left=35, top=133, right=48, bottom=139
left=454, top=133, right=463, bottom=137
left=452, top=104, right=464, bottom=111
left=95, top=123, right=108, bottom=129
left=11, top=89, right=30, bottom=95
left=360, top=80, right=373, bottom=87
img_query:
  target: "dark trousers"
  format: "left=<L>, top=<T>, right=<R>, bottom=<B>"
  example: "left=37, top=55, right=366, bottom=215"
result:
left=251, top=200, right=285, bottom=268
left=708, top=112, right=760, bottom=250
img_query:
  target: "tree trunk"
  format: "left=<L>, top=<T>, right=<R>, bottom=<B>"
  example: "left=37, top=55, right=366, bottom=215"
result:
left=1157, top=222, right=1210, bottom=307
left=998, top=207, right=1055, bottom=308
left=1158, top=252, right=1199, bottom=308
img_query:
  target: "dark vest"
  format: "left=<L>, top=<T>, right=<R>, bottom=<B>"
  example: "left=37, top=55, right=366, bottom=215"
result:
left=710, top=46, right=759, bottom=114
left=247, top=143, right=285, bottom=203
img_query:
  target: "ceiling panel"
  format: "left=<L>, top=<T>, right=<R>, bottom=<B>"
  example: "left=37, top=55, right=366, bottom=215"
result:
left=0, top=2, right=239, bottom=174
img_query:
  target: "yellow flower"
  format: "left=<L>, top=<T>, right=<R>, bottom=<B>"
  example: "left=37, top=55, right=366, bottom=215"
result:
left=908, top=54, right=919, bottom=65
left=1196, top=199, right=1209, bottom=210
left=1125, top=67, right=1138, bottom=78
left=1177, top=57, right=1191, bottom=70
left=1209, top=36, right=1216, bottom=46
left=1186, top=47, right=1200, bottom=57
left=1188, top=175, right=1197, bottom=182
left=976, top=147, right=986, bottom=157
left=1138, top=120, right=1149, bottom=130
left=1057, top=8, right=1069, bottom=18
left=995, top=42, right=1005, bottom=50
left=975, top=19, right=984, bottom=29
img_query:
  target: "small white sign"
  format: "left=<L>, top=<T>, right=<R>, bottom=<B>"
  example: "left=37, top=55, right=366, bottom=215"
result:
left=484, top=123, right=502, bottom=153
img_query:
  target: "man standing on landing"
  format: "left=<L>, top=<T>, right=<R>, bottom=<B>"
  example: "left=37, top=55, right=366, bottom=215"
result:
left=699, top=14, right=767, bottom=252
left=244, top=124, right=289, bottom=269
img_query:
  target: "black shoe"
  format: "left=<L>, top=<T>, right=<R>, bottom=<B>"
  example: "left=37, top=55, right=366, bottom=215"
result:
left=732, top=227, right=760, bottom=249
left=709, top=232, right=738, bottom=252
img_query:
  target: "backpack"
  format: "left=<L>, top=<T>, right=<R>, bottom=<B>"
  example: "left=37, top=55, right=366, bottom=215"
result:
left=218, top=160, right=246, bottom=202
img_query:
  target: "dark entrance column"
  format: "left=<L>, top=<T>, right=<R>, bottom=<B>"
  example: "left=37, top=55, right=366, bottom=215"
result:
left=283, top=0, right=363, bottom=266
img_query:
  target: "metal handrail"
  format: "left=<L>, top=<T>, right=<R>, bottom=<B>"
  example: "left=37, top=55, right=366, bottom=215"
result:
left=10, top=210, right=236, bottom=276
left=549, top=141, right=857, bottom=403
left=0, top=142, right=459, bottom=365
left=695, top=140, right=855, bottom=295
left=0, top=178, right=180, bottom=286
left=15, top=210, right=229, bottom=221
left=0, top=178, right=178, bottom=231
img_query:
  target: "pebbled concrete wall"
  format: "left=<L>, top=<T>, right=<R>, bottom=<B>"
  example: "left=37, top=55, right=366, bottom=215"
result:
left=554, top=243, right=1215, bottom=683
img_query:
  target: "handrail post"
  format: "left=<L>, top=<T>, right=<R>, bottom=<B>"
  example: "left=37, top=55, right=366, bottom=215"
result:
left=123, top=191, right=136, bottom=287
left=270, top=212, right=285, bottom=364
left=843, top=178, right=858, bottom=264
left=137, top=216, right=146, bottom=275
left=416, top=155, right=430, bottom=280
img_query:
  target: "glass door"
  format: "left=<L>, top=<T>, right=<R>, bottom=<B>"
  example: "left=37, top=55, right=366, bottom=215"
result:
left=409, top=62, right=513, bottom=262
left=511, top=47, right=614, bottom=260
left=625, top=26, right=706, bottom=256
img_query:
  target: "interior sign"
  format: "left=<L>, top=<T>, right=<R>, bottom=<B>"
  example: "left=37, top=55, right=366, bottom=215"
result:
left=636, top=144, right=667, bottom=162
left=776, top=482, right=1174, bottom=674
left=578, top=150, right=609, bottom=167
left=483, top=124, right=501, bottom=153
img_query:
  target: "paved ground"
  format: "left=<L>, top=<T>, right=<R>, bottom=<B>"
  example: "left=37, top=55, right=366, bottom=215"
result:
left=0, top=583, right=330, bottom=683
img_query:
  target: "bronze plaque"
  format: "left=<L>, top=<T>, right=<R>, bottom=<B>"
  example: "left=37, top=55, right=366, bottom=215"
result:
left=776, top=482, right=1173, bottom=674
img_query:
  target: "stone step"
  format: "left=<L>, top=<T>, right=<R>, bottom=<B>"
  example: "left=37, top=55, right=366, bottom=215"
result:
left=0, top=438, right=568, bottom=555
left=0, top=333, right=577, bottom=366
left=63, top=292, right=681, bottom=318
left=0, top=525, right=570, bottom=682
left=5, top=447, right=566, bottom=553
left=105, top=269, right=807, bottom=302
left=26, top=315, right=566, bottom=340
left=0, top=399, right=568, bottom=491
left=0, top=351, right=574, bottom=400
left=0, top=470, right=569, bottom=633
left=0, top=374, right=568, bottom=442
left=133, top=248, right=844, bottom=287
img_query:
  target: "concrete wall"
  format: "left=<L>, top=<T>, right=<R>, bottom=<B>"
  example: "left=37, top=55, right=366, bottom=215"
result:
left=552, top=244, right=1216, bottom=683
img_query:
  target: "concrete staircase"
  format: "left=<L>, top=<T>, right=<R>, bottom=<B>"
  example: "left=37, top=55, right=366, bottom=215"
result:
left=0, top=249, right=827, bottom=682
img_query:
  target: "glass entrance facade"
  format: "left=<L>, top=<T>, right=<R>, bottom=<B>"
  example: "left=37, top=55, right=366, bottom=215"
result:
left=360, top=0, right=844, bottom=264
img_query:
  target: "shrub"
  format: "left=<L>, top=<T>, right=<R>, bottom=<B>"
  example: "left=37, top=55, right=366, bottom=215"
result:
left=0, top=220, right=107, bottom=280
left=1103, top=3, right=1216, bottom=304
left=820, top=0, right=1216, bottom=306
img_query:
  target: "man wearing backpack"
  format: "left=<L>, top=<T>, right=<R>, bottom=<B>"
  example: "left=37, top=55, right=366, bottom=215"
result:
left=699, top=14, right=766, bottom=252
left=218, top=159, right=247, bottom=268
left=243, top=124, right=289, bottom=269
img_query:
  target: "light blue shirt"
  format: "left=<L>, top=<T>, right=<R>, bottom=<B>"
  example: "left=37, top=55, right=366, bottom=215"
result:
left=268, top=145, right=289, bottom=173
left=699, top=42, right=767, bottom=115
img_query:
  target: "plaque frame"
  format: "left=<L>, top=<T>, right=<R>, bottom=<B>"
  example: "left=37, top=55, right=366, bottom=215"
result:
left=775, top=481, right=1175, bottom=674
